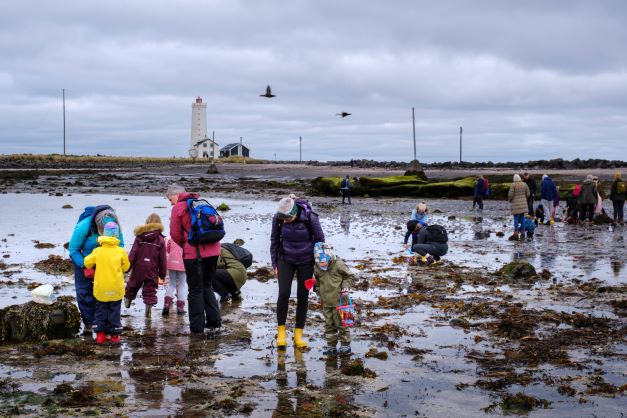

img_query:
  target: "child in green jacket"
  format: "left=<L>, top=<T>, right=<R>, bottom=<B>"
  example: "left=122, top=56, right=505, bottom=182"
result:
left=313, top=242, right=355, bottom=356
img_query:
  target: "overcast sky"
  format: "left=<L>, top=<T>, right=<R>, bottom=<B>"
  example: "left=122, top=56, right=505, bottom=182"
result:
left=1, top=1, right=626, bottom=162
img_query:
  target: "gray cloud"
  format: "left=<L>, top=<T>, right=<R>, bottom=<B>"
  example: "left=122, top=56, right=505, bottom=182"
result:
left=1, top=0, right=627, bottom=161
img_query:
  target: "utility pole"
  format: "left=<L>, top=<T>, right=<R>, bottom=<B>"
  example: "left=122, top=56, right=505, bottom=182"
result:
left=62, top=88, right=66, bottom=155
left=459, top=126, right=463, bottom=163
left=412, top=107, right=416, bottom=161
left=299, top=136, right=302, bottom=162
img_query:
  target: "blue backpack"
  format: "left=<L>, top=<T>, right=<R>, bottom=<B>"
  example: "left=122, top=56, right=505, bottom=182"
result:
left=186, top=198, right=225, bottom=245
left=77, top=205, right=112, bottom=235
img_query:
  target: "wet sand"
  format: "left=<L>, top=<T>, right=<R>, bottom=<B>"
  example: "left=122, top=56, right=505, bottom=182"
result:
left=0, top=178, right=625, bottom=416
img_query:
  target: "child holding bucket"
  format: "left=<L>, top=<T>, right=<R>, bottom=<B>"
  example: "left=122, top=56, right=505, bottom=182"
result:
left=313, top=242, right=355, bottom=356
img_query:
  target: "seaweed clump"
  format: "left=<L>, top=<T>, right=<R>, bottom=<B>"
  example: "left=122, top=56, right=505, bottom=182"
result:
left=33, top=255, right=74, bottom=275
left=340, top=359, right=377, bottom=378
left=0, top=296, right=80, bottom=342
left=497, top=262, right=537, bottom=281
left=484, top=392, right=551, bottom=413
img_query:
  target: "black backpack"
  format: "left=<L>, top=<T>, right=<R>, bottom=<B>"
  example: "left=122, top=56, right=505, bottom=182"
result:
left=427, top=225, right=448, bottom=243
left=221, top=243, right=253, bottom=268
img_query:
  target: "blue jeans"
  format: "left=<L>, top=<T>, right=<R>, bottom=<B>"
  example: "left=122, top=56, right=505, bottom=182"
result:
left=513, top=213, right=525, bottom=232
left=73, top=263, right=95, bottom=326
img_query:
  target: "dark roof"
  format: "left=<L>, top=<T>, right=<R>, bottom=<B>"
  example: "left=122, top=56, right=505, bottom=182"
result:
left=196, top=138, right=218, bottom=146
left=220, top=143, right=248, bottom=151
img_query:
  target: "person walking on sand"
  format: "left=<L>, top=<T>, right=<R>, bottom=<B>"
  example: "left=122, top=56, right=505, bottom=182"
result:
left=610, top=172, right=626, bottom=225
left=162, top=236, right=188, bottom=316
left=540, top=174, right=558, bottom=225
left=83, top=222, right=130, bottom=344
left=472, top=175, right=487, bottom=212
left=167, top=184, right=222, bottom=334
left=508, top=174, right=530, bottom=241
left=340, top=175, right=352, bottom=205
left=270, top=194, right=325, bottom=349
left=523, top=172, right=536, bottom=217
left=124, top=213, right=167, bottom=318
left=69, top=205, right=125, bottom=336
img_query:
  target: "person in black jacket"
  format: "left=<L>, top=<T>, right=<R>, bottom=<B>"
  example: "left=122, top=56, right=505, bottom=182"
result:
left=523, top=172, right=537, bottom=216
left=610, top=172, right=626, bottom=224
left=404, top=221, right=448, bottom=264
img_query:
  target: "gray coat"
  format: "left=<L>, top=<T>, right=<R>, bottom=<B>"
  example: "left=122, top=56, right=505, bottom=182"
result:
left=508, top=181, right=530, bottom=215
left=578, top=179, right=598, bottom=205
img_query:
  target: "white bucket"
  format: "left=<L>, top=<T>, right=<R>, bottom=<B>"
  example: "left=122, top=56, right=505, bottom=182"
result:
left=31, top=284, right=57, bottom=305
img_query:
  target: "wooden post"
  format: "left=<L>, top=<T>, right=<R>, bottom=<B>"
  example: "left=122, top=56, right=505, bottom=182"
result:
left=299, top=136, right=302, bottom=162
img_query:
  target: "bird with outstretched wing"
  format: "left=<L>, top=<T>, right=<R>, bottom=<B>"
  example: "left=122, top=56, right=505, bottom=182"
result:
left=260, top=85, right=275, bottom=98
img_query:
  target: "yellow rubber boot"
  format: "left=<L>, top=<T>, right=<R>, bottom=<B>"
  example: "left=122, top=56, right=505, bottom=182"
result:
left=276, top=325, right=287, bottom=348
left=293, top=328, right=308, bottom=348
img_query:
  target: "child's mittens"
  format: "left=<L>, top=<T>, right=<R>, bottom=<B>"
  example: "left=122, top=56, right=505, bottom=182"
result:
left=304, top=277, right=316, bottom=291
left=83, top=268, right=95, bottom=279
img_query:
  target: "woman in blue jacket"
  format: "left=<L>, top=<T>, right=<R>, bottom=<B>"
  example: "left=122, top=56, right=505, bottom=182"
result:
left=69, top=205, right=124, bottom=336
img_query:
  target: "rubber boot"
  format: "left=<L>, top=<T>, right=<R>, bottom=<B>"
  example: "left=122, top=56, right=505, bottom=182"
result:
left=508, top=231, right=519, bottom=241
left=293, top=328, right=308, bottom=348
left=176, top=300, right=186, bottom=315
left=162, top=296, right=173, bottom=317
left=276, top=325, right=287, bottom=349
left=519, top=230, right=526, bottom=242
left=95, top=331, right=106, bottom=345
left=145, top=304, right=152, bottom=318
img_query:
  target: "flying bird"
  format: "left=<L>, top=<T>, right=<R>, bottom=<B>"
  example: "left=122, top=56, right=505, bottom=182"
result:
left=260, top=85, right=275, bottom=98
left=336, top=112, right=351, bottom=118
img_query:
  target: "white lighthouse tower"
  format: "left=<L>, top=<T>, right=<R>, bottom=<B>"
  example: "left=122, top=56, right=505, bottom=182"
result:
left=189, top=96, right=218, bottom=159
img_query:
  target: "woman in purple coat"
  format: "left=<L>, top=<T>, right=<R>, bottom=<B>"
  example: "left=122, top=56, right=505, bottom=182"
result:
left=270, top=195, right=325, bottom=349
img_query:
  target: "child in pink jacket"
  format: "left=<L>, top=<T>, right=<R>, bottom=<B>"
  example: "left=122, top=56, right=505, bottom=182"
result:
left=162, top=236, right=188, bottom=316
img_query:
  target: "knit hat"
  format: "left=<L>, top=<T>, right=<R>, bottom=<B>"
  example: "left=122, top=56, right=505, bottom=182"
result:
left=513, top=174, right=521, bottom=182
left=313, top=242, right=334, bottom=270
left=542, top=174, right=548, bottom=180
left=103, top=221, right=119, bottom=238
left=586, top=174, right=593, bottom=181
left=276, top=197, right=298, bottom=219
left=416, top=202, right=428, bottom=214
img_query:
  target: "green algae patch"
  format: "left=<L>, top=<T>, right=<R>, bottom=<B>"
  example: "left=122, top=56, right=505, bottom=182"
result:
left=312, top=175, right=511, bottom=199
left=497, top=261, right=537, bottom=281
left=1, top=296, right=80, bottom=343
left=216, top=203, right=231, bottom=211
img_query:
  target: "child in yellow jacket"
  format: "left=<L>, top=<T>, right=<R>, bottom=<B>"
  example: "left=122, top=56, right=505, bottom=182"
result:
left=84, top=222, right=130, bottom=344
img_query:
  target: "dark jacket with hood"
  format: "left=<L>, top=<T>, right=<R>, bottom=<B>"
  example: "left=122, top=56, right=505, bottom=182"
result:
left=540, top=176, right=557, bottom=201
left=270, top=200, right=325, bottom=268
left=578, top=179, right=598, bottom=205
left=128, top=222, right=167, bottom=283
left=524, top=176, right=537, bottom=195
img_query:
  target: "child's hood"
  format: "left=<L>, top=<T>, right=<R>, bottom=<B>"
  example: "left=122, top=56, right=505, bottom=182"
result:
left=97, top=236, right=121, bottom=247
left=134, top=222, right=164, bottom=238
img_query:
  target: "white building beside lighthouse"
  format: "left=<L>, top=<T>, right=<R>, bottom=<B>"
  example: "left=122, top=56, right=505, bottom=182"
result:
left=189, top=96, right=218, bottom=159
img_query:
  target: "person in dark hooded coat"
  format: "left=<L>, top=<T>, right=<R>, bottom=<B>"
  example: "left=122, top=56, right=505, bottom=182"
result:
left=124, top=213, right=167, bottom=317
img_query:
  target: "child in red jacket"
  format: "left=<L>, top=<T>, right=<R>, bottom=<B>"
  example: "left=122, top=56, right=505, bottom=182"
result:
left=124, top=213, right=167, bottom=317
